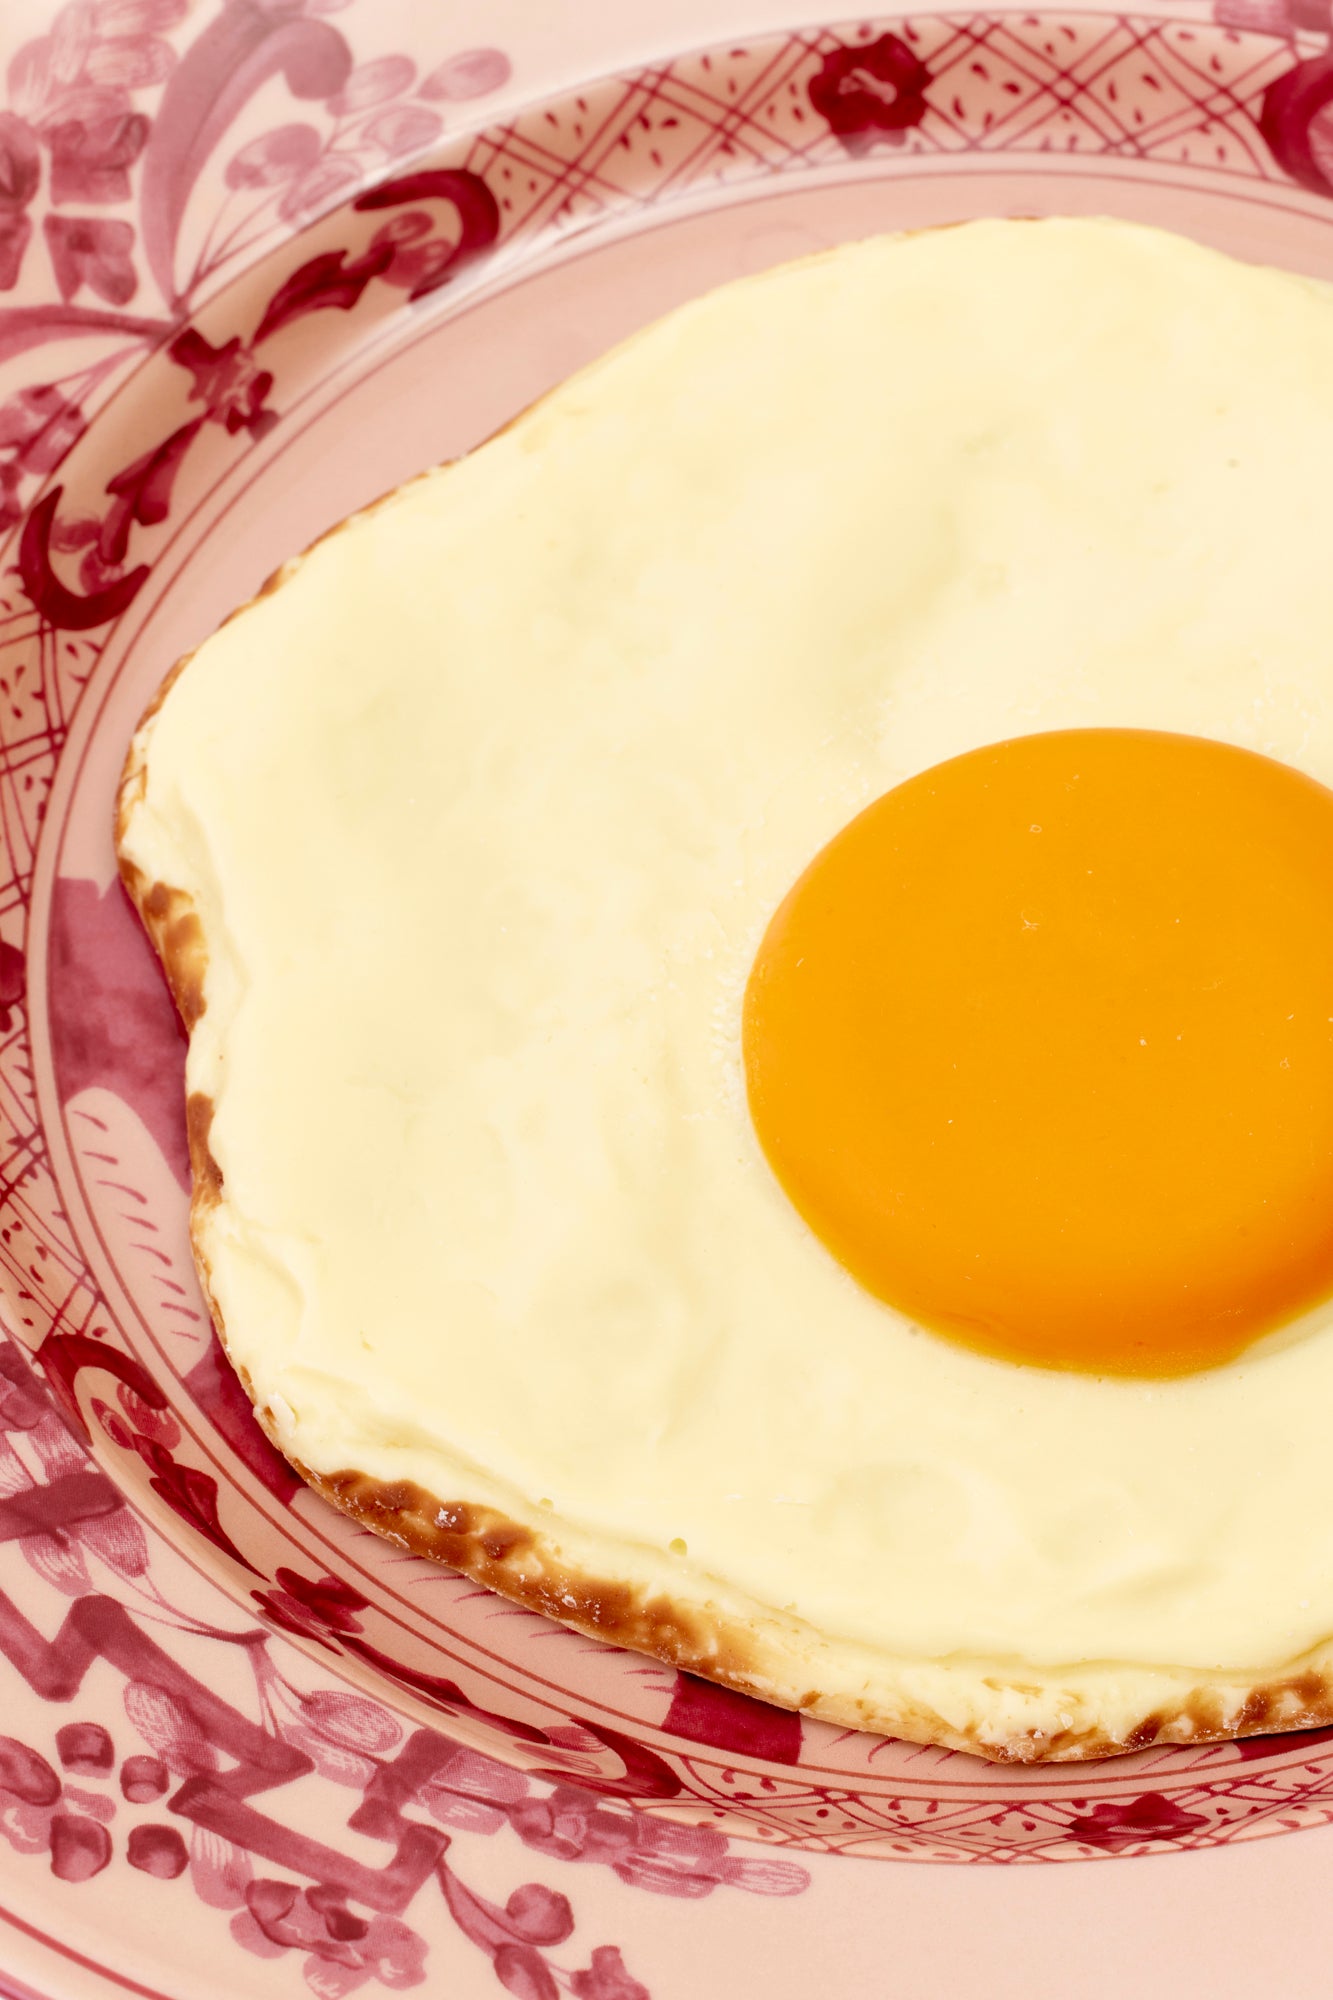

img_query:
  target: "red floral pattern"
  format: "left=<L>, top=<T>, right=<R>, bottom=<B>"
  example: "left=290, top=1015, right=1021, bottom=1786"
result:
left=169, top=326, right=276, bottom=436
left=0, top=0, right=180, bottom=307
left=46, top=110, right=149, bottom=207
left=0, top=1333, right=811, bottom=1995
left=0, top=113, right=39, bottom=290
left=808, top=32, right=933, bottom=150
left=0, top=381, right=83, bottom=532
left=253, top=1571, right=370, bottom=1648
left=43, top=211, right=137, bottom=301
left=1065, top=1794, right=1211, bottom=1852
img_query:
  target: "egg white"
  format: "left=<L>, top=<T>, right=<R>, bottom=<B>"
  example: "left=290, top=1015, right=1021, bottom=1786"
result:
left=120, top=218, right=1333, bottom=1752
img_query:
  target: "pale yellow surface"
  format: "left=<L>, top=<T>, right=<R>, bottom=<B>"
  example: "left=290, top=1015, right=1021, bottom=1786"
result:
left=120, top=219, right=1333, bottom=1719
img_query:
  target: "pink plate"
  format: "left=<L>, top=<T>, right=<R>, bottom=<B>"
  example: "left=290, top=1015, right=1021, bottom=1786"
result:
left=6, top=0, right=1333, bottom=1993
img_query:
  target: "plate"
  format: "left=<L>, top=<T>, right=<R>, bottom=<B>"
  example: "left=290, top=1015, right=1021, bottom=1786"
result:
left=6, top=0, right=1333, bottom=1993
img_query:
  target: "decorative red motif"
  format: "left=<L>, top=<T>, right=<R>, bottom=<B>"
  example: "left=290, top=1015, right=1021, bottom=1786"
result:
left=131, top=1432, right=259, bottom=1574
left=250, top=162, right=501, bottom=341
left=252, top=240, right=395, bottom=344
left=137, top=2, right=353, bottom=304
left=182, top=1336, right=302, bottom=1501
left=0, top=0, right=177, bottom=305
left=253, top=1570, right=370, bottom=1647
left=56, top=1722, right=115, bottom=1774
left=0, top=114, right=39, bottom=294
left=507, top=1784, right=807, bottom=1902
left=663, top=1674, right=803, bottom=1765
left=352, top=166, right=501, bottom=298
left=19, top=484, right=149, bottom=627
left=169, top=327, right=277, bottom=437
left=43, top=213, right=137, bottom=304
left=1260, top=53, right=1333, bottom=190
left=0, top=0, right=504, bottom=636
left=126, top=1820, right=188, bottom=1876
left=420, top=48, right=512, bottom=103
left=0, top=938, right=23, bottom=1033
left=1065, top=1793, right=1211, bottom=1852
left=100, top=417, right=204, bottom=563
left=571, top=1947, right=652, bottom=2000
left=0, top=382, right=84, bottom=486
left=807, top=33, right=933, bottom=151
left=534, top=1726, right=685, bottom=1805
left=225, top=121, right=324, bottom=190
left=36, top=1331, right=167, bottom=1431
left=0, top=1332, right=807, bottom=1995
left=47, top=876, right=190, bottom=1186
left=338, top=1633, right=553, bottom=1747
left=0, top=378, right=75, bottom=456
left=0, top=115, right=40, bottom=215
left=46, top=114, right=149, bottom=209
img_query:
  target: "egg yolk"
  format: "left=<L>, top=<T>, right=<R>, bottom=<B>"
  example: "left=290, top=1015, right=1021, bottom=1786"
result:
left=743, top=728, right=1333, bottom=1375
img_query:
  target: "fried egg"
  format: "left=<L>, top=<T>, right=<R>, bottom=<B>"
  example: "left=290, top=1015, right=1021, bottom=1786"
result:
left=118, top=217, right=1333, bottom=1759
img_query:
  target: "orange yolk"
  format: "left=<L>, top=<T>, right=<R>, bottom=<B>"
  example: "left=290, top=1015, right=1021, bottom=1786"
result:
left=742, top=728, right=1333, bottom=1376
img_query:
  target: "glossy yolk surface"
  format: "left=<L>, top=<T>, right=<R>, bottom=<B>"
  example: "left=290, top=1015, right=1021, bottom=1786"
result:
left=743, top=728, right=1333, bottom=1375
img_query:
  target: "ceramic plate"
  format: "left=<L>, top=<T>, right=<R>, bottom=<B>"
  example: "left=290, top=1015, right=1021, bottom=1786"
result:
left=6, top=1, right=1333, bottom=1994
